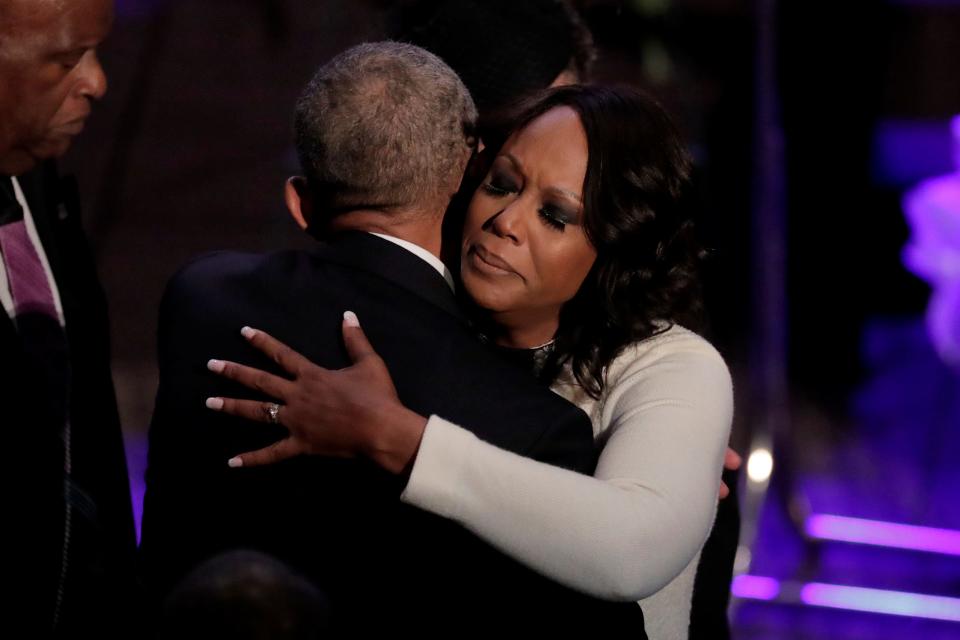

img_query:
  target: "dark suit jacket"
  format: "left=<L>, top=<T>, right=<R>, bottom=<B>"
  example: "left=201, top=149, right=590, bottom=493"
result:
left=140, top=231, right=645, bottom=635
left=3, top=162, right=137, bottom=636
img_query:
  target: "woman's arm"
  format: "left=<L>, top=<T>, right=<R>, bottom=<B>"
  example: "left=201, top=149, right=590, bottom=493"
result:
left=208, top=317, right=733, bottom=601
left=400, top=331, right=733, bottom=601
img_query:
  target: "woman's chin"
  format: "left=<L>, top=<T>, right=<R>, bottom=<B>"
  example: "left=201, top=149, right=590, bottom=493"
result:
left=462, top=274, right=519, bottom=315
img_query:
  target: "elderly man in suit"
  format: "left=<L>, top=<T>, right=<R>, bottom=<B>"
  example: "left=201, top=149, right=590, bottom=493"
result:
left=139, top=41, right=645, bottom=635
left=1, top=0, right=137, bottom=636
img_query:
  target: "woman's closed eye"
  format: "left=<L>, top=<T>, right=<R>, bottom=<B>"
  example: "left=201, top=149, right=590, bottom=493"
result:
left=481, top=172, right=520, bottom=197
left=539, top=203, right=577, bottom=231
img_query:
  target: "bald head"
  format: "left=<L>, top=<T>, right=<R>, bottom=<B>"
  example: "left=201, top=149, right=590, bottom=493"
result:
left=0, top=0, right=113, bottom=175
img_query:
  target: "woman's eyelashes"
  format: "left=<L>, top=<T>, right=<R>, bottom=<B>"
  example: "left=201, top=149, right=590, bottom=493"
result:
left=481, top=173, right=576, bottom=232
left=538, top=205, right=569, bottom=231
left=481, top=172, right=519, bottom=196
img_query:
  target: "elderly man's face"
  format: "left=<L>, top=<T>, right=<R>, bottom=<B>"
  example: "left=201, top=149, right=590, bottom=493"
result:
left=0, top=0, right=113, bottom=175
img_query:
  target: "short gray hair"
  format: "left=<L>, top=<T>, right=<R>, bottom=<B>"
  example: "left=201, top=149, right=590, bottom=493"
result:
left=294, top=41, right=477, bottom=216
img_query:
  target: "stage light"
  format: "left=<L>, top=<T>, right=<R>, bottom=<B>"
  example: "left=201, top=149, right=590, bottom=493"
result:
left=746, top=447, right=773, bottom=483
left=805, top=514, right=960, bottom=556
left=732, top=574, right=779, bottom=601
left=734, top=576, right=960, bottom=623
left=800, top=582, right=960, bottom=623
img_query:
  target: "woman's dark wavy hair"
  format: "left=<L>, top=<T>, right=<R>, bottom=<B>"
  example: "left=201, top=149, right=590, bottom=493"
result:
left=484, top=85, right=706, bottom=398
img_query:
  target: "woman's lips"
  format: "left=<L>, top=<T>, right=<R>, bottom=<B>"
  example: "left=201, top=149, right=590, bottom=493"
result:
left=468, top=244, right=519, bottom=277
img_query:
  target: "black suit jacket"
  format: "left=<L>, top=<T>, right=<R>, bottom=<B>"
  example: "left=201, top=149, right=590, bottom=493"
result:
left=3, top=162, right=137, bottom=636
left=140, top=231, right=645, bottom=635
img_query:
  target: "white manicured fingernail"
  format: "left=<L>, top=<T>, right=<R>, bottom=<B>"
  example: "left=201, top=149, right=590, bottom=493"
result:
left=343, top=311, right=360, bottom=328
left=205, top=397, right=224, bottom=410
left=241, top=326, right=257, bottom=339
left=207, top=359, right=225, bottom=373
left=227, top=457, right=243, bottom=468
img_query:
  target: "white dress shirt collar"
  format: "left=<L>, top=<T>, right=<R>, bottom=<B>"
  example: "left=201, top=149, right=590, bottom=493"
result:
left=368, top=232, right=455, bottom=292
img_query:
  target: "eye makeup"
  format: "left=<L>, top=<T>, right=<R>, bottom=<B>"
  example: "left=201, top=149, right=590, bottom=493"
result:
left=538, top=202, right=581, bottom=231
left=481, top=170, right=520, bottom=197
left=481, top=154, right=583, bottom=231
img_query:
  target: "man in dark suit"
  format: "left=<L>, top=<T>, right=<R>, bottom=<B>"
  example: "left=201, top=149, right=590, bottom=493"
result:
left=139, top=42, right=645, bottom=635
left=1, top=0, right=137, bottom=635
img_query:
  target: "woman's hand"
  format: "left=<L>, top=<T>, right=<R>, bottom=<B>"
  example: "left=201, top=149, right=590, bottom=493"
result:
left=718, top=448, right=742, bottom=499
left=206, top=311, right=428, bottom=474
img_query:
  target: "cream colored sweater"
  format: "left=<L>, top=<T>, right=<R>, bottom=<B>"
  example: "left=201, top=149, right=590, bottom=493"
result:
left=400, top=325, right=733, bottom=638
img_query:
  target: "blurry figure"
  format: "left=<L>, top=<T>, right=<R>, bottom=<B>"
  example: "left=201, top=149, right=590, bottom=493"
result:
left=395, top=0, right=596, bottom=138
left=902, top=115, right=960, bottom=368
left=158, top=550, right=330, bottom=640
left=0, top=0, right=138, bottom=635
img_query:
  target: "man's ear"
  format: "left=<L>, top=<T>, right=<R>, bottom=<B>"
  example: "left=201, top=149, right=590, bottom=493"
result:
left=284, top=176, right=312, bottom=230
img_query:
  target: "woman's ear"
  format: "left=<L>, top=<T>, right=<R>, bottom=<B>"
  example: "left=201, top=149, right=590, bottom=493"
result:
left=284, top=176, right=312, bottom=230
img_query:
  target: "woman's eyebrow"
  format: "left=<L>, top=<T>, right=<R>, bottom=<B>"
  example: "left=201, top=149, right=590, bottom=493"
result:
left=547, top=186, right=582, bottom=203
left=502, top=152, right=582, bottom=203
left=501, top=152, right=524, bottom=174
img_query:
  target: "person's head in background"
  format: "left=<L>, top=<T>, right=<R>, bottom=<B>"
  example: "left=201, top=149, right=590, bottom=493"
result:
left=394, top=0, right=596, bottom=140
left=286, top=41, right=477, bottom=250
left=0, top=0, right=113, bottom=176
left=392, top=1, right=597, bottom=261
left=158, top=550, right=330, bottom=640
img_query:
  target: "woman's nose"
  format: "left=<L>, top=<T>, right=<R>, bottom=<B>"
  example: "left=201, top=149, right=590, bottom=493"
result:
left=483, top=200, right=527, bottom=244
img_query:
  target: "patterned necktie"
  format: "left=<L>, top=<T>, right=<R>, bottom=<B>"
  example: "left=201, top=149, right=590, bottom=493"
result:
left=0, top=175, right=69, bottom=427
left=0, top=177, right=60, bottom=325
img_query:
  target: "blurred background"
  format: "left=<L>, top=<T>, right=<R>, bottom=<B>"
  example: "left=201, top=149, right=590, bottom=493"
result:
left=64, top=1, right=960, bottom=637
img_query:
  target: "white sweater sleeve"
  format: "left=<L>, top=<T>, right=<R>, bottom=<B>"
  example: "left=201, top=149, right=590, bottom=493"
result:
left=400, top=331, right=733, bottom=601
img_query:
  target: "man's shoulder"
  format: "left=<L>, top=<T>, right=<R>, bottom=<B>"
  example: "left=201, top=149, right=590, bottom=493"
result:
left=163, top=249, right=318, bottom=301
left=168, top=249, right=289, bottom=283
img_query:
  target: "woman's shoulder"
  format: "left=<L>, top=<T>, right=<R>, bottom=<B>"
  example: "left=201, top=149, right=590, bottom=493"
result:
left=608, top=324, right=728, bottom=381
left=552, top=324, right=732, bottom=420
left=593, top=324, right=733, bottom=439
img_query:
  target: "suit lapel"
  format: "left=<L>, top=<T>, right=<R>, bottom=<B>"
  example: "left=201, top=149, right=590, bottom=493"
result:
left=0, top=306, right=18, bottom=355
left=314, top=231, right=466, bottom=323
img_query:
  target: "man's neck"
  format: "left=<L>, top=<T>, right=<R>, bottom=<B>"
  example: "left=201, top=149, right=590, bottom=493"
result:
left=329, top=210, right=443, bottom=259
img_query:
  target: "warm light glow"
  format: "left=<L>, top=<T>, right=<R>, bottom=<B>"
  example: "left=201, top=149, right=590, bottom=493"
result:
left=734, top=545, right=752, bottom=575
left=747, top=448, right=774, bottom=483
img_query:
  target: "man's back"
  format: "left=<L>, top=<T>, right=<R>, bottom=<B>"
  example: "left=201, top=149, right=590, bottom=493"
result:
left=140, top=232, right=644, bottom=634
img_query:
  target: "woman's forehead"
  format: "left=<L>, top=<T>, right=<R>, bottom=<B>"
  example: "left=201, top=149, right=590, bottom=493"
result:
left=500, top=107, right=588, bottom=183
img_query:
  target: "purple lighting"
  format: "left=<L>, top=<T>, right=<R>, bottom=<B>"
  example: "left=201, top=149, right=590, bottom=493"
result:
left=732, top=575, right=780, bottom=601
left=901, top=113, right=960, bottom=368
left=805, top=514, right=960, bottom=556
left=800, top=583, right=960, bottom=623
left=735, top=576, right=960, bottom=623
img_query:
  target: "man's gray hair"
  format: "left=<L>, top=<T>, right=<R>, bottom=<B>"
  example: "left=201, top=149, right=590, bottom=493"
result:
left=294, top=41, right=477, bottom=216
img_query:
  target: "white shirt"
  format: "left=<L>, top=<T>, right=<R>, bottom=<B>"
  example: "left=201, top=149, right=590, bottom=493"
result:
left=369, top=232, right=455, bottom=291
left=0, top=176, right=65, bottom=326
